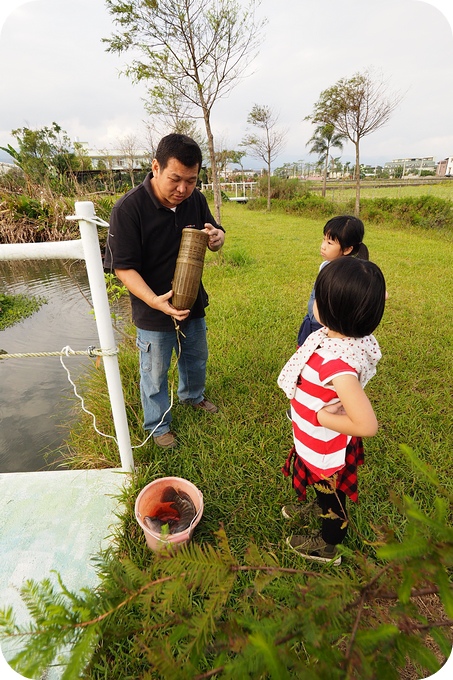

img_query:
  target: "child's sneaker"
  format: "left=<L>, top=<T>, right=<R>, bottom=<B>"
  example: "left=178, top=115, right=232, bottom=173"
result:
left=281, top=500, right=322, bottom=522
left=286, top=534, right=341, bottom=565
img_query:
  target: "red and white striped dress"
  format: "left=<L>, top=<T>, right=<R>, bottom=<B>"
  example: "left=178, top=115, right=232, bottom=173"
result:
left=290, top=348, right=357, bottom=478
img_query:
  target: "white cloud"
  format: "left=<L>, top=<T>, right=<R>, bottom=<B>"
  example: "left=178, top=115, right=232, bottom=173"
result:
left=1, top=0, right=452, bottom=169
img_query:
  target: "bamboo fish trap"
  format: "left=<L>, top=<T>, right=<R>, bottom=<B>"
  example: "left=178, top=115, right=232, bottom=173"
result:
left=172, top=227, right=209, bottom=310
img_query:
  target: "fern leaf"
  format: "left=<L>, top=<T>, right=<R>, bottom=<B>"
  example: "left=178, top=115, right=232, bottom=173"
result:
left=248, top=631, right=292, bottom=680
left=403, top=635, right=442, bottom=675
left=244, top=542, right=280, bottom=592
left=434, top=566, right=453, bottom=618
left=377, top=536, right=428, bottom=561
left=430, top=627, right=453, bottom=659
left=0, top=606, right=19, bottom=636
left=397, top=569, right=416, bottom=604
left=9, top=633, right=57, bottom=679
left=61, top=626, right=100, bottom=680
left=355, top=623, right=399, bottom=652
left=399, top=444, right=440, bottom=486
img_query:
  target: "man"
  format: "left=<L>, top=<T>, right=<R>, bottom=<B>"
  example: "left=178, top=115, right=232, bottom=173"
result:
left=104, top=134, right=225, bottom=449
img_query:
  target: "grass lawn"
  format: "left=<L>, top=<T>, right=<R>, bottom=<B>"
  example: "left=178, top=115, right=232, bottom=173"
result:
left=65, top=201, right=453, bottom=556
left=51, top=201, right=452, bottom=678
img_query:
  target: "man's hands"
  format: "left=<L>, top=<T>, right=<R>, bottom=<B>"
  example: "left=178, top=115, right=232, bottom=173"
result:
left=153, top=290, right=190, bottom=321
left=203, top=223, right=225, bottom=251
left=114, top=269, right=191, bottom=321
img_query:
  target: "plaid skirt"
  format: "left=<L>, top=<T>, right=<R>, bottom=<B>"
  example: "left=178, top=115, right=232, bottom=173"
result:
left=282, top=437, right=364, bottom=503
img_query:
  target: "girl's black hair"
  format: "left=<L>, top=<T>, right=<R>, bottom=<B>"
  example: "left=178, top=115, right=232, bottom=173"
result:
left=314, top=257, right=386, bottom=338
left=155, top=133, right=202, bottom=171
left=323, top=215, right=369, bottom=259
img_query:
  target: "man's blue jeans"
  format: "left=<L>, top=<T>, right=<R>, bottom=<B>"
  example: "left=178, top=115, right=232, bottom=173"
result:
left=136, top=318, right=208, bottom=437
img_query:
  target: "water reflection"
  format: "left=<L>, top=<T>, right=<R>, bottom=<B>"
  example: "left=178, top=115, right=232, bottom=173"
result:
left=0, top=259, right=101, bottom=472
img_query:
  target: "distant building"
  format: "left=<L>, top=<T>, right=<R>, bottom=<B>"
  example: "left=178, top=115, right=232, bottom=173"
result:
left=0, top=162, right=16, bottom=174
left=384, top=157, right=437, bottom=176
left=436, top=157, right=453, bottom=177
left=86, top=149, right=151, bottom=171
left=228, top=167, right=261, bottom=179
left=361, top=165, right=383, bottom=177
left=74, top=142, right=151, bottom=171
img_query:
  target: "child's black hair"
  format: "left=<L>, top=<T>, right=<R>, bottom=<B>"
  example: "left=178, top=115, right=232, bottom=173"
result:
left=314, top=257, right=386, bottom=338
left=323, top=215, right=369, bottom=259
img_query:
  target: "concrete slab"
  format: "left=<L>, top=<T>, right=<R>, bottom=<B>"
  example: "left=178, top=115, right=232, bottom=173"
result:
left=0, top=468, right=127, bottom=677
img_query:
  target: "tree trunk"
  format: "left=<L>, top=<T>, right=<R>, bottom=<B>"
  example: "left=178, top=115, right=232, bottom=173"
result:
left=267, top=169, right=271, bottom=211
left=202, top=108, right=222, bottom=225
left=354, top=141, right=361, bottom=217
left=266, top=148, right=271, bottom=211
left=322, top=154, right=328, bottom=198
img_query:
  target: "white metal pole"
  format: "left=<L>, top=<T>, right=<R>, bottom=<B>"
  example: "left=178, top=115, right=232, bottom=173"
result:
left=0, top=240, right=84, bottom=261
left=75, top=201, right=134, bottom=472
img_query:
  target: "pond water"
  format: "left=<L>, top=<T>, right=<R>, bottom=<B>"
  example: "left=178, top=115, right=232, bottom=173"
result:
left=0, top=259, right=109, bottom=473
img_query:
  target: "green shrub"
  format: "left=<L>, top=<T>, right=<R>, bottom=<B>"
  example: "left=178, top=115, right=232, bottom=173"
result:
left=92, top=195, right=116, bottom=223
left=247, top=193, right=453, bottom=232
left=359, top=195, right=453, bottom=230
left=0, top=293, right=46, bottom=330
left=247, top=193, right=336, bottom=218
left=256, top=176, right=313, bottom=200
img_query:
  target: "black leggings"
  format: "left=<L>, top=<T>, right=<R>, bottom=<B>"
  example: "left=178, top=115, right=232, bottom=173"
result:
left=314, top=484, right=348, bottom=546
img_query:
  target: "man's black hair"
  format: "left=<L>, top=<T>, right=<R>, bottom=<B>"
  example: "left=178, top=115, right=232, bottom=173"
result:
left=155, top=134, right=202, bottom=171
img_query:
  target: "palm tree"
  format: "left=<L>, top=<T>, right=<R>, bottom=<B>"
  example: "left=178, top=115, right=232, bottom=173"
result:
left=306, top=123, right=346, bottom=197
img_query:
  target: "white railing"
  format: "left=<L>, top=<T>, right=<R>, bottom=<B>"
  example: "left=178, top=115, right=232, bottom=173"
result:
left=202, top=181, right=258, bottom=197
left=0, top=201, right=134, bottom=472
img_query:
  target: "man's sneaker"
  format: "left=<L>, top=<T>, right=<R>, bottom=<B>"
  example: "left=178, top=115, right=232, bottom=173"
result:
left=192, top=398, right=218, bottom=413
left=286, top=534, right=341, bottom=565
left=153, top=432, right=177, bottom=449
left=281, top=500, right=322, bottom=522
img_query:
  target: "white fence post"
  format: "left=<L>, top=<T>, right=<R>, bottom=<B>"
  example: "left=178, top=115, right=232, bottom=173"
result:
left=75, top=201, right=134, bottom=472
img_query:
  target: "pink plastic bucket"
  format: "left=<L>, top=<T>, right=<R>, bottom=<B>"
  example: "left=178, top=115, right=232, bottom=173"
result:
left=135, top=476, right=204, bottom=552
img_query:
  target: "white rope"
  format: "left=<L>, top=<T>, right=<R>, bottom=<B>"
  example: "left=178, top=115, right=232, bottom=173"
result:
left=58, top=331, right=182, bottom=451
left=59, top=346, right=118, bottom=444
left=1, top=324, right=184, bottom=452
left=0, top=346, right=118, bottom=360
left=129, top=322, right=182, bottom=449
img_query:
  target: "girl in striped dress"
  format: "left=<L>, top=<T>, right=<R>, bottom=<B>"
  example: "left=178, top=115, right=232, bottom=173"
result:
left=278, top=257, right=386, bottom=565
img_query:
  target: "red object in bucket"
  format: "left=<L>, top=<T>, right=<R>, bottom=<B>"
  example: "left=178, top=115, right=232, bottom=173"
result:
left=135, top=476, right=204, bottom=551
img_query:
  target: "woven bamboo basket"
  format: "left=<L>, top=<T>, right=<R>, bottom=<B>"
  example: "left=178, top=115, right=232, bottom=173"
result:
left=172, top=228, right=209, bottom=310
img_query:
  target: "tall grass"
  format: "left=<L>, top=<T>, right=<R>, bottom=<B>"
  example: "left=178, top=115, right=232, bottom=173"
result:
left=62, top=202, right=453, bottom=558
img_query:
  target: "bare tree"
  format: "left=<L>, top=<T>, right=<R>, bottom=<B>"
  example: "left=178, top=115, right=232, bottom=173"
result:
left=96, top=147, right=118, bottom=192
left=144, top=83, right=206, bottom=146
left=306, top=68, right=403, bottom=215
left=104, top=0, right=266, bottom=223
left=117, top=134, right=142, bottom=187
left=241, top=104, right=286, bottom=211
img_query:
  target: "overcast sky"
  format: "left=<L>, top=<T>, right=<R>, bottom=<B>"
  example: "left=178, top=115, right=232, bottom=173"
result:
left=0, top=0, right=452, bottom=171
